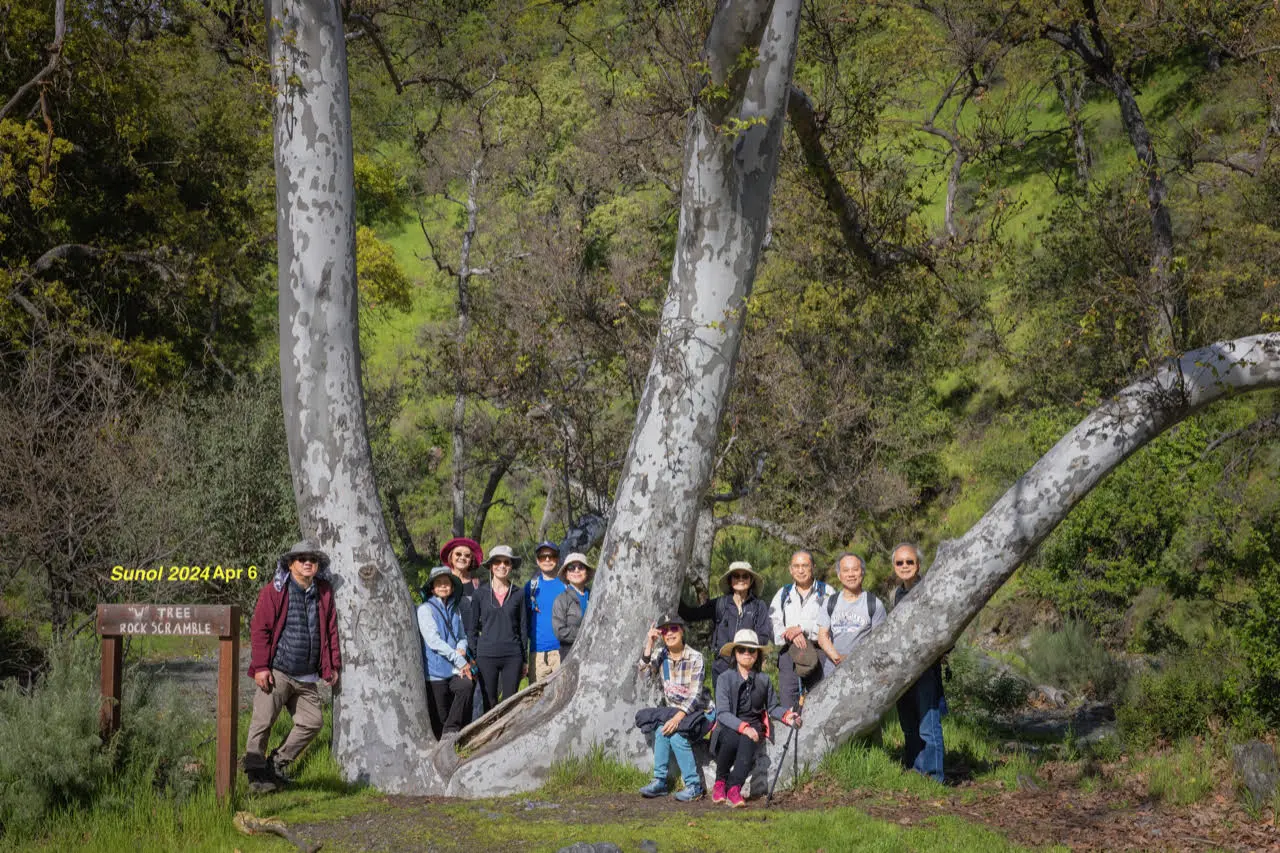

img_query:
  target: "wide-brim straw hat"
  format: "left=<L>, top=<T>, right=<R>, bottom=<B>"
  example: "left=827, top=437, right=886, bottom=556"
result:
left=557, top=552, right=595, bottom=582
left=718, top=560, right=761, bottom=596
left=440, top=537, right=483, bottom=565
left=423, top=565, right=462, bottom=602
left=718, top=628, right=768, bottom=659
left=483, top=544, right=523, bottom=572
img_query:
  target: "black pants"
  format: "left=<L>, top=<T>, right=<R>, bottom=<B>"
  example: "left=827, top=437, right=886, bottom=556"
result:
left=427, top=675, right=474, bottom=739
left=477, top=651, right=523, bottom=710
left=714, top=726, right=761, bottom=789
left=777, top=644, right=824, bottom=711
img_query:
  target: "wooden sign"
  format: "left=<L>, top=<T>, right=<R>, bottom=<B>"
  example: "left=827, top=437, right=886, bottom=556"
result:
left=97, top=603, right=235, bottom=637
left=97, top=604, right=240, bottom=803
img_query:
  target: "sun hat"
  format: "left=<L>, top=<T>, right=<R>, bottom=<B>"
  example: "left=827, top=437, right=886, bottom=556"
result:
left=557, top=552, right=595, bottom=582
left=483, top=545, right=523, bottom=572
left=718, top=628, right=768, bottom=659
left=439, top=537, right=483, bottom=565
left=718, top=560, right=762, bottom=596
left=533, top=540, right=561, bottom=557
left=280, top=540, right=331, bottom=572
left=423, top=565, right=462, bottom=601
left=790, top=639, right=820, bottom=677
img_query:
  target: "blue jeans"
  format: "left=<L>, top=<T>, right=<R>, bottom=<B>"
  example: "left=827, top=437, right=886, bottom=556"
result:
left=898, top=663, right=946, bottom=783
left=652, top=729, right=700, bottom=788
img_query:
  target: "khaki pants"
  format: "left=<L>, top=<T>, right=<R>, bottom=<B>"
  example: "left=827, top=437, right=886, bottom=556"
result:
left=243, top=669, right=323, bottom=769
left=529, top=649, right=561, bottom=682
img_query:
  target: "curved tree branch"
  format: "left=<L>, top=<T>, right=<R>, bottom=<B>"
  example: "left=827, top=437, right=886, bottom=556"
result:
left=784, top=333, right=1280, bottom=785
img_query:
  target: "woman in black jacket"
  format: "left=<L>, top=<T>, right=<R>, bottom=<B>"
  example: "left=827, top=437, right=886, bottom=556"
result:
left=469, top=545, right=528, bottom=711
left=680, top=561, right=773, bottom=681
left=712, top=629, right=799, bottom=808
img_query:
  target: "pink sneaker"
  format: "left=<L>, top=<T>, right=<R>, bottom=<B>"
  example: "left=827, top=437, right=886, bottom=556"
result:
left=726, top=785, right=746, bottom=808
left=711, top=780, right=726, bottom=803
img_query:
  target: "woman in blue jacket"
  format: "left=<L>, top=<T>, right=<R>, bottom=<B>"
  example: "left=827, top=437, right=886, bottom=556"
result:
left=417, top=566, right=475, bottom=739
left=712, top=629, right=799, bottom=807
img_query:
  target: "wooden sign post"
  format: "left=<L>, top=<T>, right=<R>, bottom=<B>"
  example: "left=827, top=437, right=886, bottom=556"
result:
left=97, top=604, right=240, bottom=803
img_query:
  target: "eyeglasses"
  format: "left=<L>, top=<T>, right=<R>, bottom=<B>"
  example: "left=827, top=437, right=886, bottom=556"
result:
left=658, top=625, right=681, bottom=635
left=895, top=559, right=917, bottom=566
left=536, top=553, right=558, bottom=561
left=566, top=564, right=587, bottom=572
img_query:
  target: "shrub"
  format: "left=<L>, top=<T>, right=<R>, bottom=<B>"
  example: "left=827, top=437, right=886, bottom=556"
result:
left=0, top=636, right=202, bottom=841
left=1117, top=655, right=1233, bottom=748
left=1024, top=620, right=1126, bottom=701
left=943, top=644, right=1030, bottom=717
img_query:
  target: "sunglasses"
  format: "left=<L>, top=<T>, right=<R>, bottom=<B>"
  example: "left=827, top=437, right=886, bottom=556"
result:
left=536, top=553, right=558, bottom=560
left=566, top=564, right=588, bottom=572
left=490, top=559, right=512, bottom=567
left=895, top=559, right=917, bottom=566
left=294, top=555, right=320, bottom=565
left=658, top=625, right=682, bottom=635
left=734, top=647, right=759, bottom=655
left=729, top=573, right=753, bottom=581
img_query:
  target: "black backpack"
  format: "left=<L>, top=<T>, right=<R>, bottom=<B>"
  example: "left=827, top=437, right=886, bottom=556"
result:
left=826, top=590, right=876, bottom=623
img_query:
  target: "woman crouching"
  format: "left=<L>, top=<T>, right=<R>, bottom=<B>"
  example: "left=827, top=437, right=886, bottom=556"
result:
left=712, top=629, right=800, bottom=807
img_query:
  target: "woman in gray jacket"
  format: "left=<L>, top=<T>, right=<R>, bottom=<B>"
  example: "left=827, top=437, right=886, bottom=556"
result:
left=551, top=552, right=593, bottom=657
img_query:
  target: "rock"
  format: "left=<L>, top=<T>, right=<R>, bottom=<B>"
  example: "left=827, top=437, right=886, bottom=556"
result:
left=639, top=842, right=659, bottom=853
left=1232, top=740, right=1280, bottom=806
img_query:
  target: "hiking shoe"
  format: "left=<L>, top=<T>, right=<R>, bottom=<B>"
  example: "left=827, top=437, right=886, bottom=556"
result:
left=267, top=752, right=293, bottom=787
left=726, top=785, right=745, bottom=808
left=244, top=767, right=279, bottom=795
left=711, top=780, right=726, bottom=803
left=639, top=779, right=670, bottom=798
left=674, top=784, right=704, bottom=802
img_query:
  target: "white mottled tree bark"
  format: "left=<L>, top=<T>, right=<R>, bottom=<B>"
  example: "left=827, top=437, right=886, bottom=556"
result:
left=775, top=334, right=1280, bottom=786
left=440, top=0, right=804, bottom=796
left=269, top=0, right=433, bottom=792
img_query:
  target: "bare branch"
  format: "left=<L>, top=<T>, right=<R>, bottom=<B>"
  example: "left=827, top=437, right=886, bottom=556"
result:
left=0, top=0, right=66, bottom=121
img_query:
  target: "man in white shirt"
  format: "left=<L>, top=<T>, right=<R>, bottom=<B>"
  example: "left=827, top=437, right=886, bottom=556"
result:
left=768, top=549, right=834, bottom=709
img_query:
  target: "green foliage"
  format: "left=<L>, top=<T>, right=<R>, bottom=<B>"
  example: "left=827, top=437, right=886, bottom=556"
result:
left=1024, top=621, right=1126, bottom=701
left=944, top=644, right=1031, bottom=717
left=0, top=637, right=201, bottom=841
left=1117, top=654, right=1235, bottom=748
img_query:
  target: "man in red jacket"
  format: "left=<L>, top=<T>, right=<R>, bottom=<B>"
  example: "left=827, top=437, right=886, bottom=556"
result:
left=243, top=540, right=341, bottom=793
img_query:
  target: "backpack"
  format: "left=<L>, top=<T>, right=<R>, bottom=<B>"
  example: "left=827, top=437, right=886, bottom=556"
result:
left=780, top=580, right=830, bottom=612
left=827, top=590, right=876, bottom=623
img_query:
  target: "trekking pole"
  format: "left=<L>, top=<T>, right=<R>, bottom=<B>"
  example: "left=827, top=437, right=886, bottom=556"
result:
left=767, top=686, right=806, bottom=804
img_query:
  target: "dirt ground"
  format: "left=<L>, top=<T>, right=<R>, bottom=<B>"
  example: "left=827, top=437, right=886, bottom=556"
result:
left=281, top=766, right=1279, bottom=853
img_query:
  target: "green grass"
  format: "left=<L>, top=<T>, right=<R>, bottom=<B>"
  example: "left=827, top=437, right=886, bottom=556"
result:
left=446, top=805, right=1055, bottom=853
left=535, top=743, right=651, bottom=799
left=1137, top=738, right=1219, bottom=806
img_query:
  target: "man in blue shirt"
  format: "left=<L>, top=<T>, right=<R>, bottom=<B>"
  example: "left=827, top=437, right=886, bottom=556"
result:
left=524, top=540, right=565, bottom=681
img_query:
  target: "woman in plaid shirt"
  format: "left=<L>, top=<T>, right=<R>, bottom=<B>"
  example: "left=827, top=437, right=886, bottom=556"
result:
left=637, top=613, right=709, bottom=801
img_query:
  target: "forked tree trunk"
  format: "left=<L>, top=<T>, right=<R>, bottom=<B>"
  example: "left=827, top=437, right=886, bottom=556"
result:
left=269, top=0, right=434, bottom=792
left=776, top=333, right=1280, bottom=786
left=441, top=0, right=804, bottom=796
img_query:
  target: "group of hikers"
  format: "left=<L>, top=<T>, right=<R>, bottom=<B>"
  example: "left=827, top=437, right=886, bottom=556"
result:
left=241, top=538, right=946, bottom=804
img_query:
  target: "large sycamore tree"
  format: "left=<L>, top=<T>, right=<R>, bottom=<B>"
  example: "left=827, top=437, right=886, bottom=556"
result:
left=270, top=0, right=1280, bottom=794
